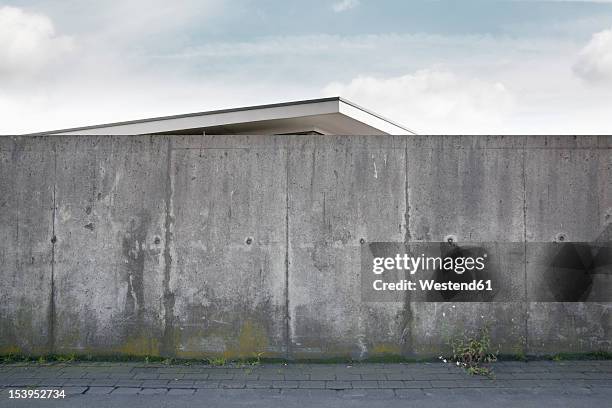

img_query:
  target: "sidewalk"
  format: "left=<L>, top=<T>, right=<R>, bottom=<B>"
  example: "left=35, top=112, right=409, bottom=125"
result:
left=1, top=360, right=611, bottom=407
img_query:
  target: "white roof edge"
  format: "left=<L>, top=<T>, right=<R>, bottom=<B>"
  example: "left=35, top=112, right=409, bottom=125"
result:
left=338, top=98, right=416, bottom=135
left=24, top=96, right=416, bottom=136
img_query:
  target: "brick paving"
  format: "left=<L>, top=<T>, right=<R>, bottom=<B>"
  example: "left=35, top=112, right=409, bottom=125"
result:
left=0, top=360, right=610, bottom=404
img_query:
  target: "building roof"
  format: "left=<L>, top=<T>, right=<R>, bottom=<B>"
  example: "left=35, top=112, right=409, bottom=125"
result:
left=26, top=97, right=415, bottom=136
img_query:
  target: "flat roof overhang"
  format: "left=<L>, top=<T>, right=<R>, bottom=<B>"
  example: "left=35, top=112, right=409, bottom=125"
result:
left=24, top=97, right=415, bottom=136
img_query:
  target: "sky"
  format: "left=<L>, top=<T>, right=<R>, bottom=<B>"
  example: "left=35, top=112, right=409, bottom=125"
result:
left=1, top=0, right=612, bottom=134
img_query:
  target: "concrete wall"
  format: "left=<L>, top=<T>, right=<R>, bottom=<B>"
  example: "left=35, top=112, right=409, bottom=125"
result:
left=0, top=134, right=610, bottom=359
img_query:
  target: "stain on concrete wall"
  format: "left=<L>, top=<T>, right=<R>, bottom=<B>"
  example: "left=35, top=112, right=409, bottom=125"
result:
left=0, top=138, right=55, bottom=355
left=287, top=135, right=406, bottom=359
left=0, top=134, right=610, bottom=358
left=405, top=136, right=528, bottom=356
left=168, top=136, right=287, bottom=359
left=524, top=136, right=612, bottom=354
left=51, top=137, right=167, bottom=356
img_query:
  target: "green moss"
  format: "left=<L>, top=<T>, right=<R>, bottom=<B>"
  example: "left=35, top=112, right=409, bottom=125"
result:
left=0, top=345, right=21, bottom=356
left=545, top=351, right=612, bottom=361
left=370, top=344, right=401, bottom=355
left=497, top=353, right=528, bottom=361
left=1, top=351, right=610, bottom=365
left=115, top=336, right=160, bottom=357
left=361, top=355, right=424, bottom=363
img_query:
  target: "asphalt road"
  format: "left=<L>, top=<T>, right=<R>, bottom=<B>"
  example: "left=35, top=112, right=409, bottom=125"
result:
left=2, top=387, right=612, bottom=408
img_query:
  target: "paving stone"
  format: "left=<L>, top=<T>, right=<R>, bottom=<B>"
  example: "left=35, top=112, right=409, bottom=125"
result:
left=431, top=380, right=487, bottom=388
left=141, top=379, right=170, bottom=388
left=219, top=380, right=246, bottom=389
left=475, top=379, right=501, bottom=388
left=339, top=389, right=395, bottom=399
left=283, top=373, right=310, bottom=381
left=193, top=381, right=220, bottom=389
left=158, top=373, right=185, bottom=380
left=111, top=387, right=141, bottom=395
left=350, top=380, right=379, bottom=389
left=378, top=380, right=405, bottom=389
left=245, top=381, right=273, bottom=389
left=326, top=381, right=352, bottom=390
left=58, top=371, right=87, bottom=379
left=133, top=373, right=159, bottom=380
left=181, top=373, right=209, bottom=380
left=394, top=389, right=426, bottom=400
left=107, top=373, right=135, bottom=379
left=167, top=380, right=196, bottom=388
left=412, top=373, right=440, bottom=380
left=386, top=373, right=414, bottom=380
left=195, top=389, right=281, bottom=398
left=155, top=369, right=185, bottom=374
left=257, top=374, right=284, bottom=381
left=114, top=379, right=144, bottom=387
left=207, top=372, right=235, bottom=380
left=231, top=373, right=260, bottom=381
left=89, top=379, right=117, bottom=386
left=308, top=373, right=336, bottom=381
left=84, top=386, right=114, bottom=395
left=437, top=373, right=470, bottom=380
left=334, top=373, right=362, bottom=381
left=9, top=379, right=41, bottom=387
left=167, top=388, right=196, bottom=395
left=62, top=379, right=92, bottom=386
left=554, top=386, right=594, bottom=395
left=584, top=372, right=612, bottom=379
left=518, top=372, right=562, bottom=380
left=298, top=381, right=326, bottom=389
left=491, top=373, right=516, bottom=379
left=534, top=380, right=566, bottom=387
left=272, top=381, right=299, bottom=389
left=281, top=389, right=338, bottom=398
left=139, top=388, right=168, bottom=395
left=402, top=380, right=433, bottom=389
left=584, top=380, right=612, bottom=388
left=521, top=366, right=551, bottom=373
left=62, top=386, right=88, bottom=395
left=359, top=373, right=387, bottom=381
left=83, top=373, right=111, bottom=379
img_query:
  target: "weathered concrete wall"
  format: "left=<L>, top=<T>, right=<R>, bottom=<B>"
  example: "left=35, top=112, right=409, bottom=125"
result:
left=0, top=135, right=610, bottom=359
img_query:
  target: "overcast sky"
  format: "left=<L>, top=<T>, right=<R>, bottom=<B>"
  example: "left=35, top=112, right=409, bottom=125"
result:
left=1, top=0, right=612, bottom=134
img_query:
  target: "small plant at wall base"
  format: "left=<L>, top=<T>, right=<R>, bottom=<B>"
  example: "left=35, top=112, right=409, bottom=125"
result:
left=447, top=326, right=498, bottom=376
left=207, top=357, right=227, bottom=367
left=244, top=352, right=264, bottom=366
left=60, top=353, right=76, bottom=363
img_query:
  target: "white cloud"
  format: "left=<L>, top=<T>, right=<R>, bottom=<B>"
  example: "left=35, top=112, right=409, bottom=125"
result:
left=0, top=6, right=73, bottom=78
left=573, top=27, right=612, bottom=82
left=80, top=0, right=221, bottom=46
left=1, top=4, right=611, bottom=135
left=332, top=0, right=360, bottom=13
left=154, top=32, right=565, bottom=62
left=323, top=70, right=515, bottom=134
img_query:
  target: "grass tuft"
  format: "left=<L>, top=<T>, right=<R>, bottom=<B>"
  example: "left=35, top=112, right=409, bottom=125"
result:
left=447, top=326, right=498, bottom=376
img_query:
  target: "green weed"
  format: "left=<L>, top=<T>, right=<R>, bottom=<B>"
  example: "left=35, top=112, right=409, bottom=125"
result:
left=448, top=326, right=498, bottom=376
left=207, top=357, right=227, bottom=367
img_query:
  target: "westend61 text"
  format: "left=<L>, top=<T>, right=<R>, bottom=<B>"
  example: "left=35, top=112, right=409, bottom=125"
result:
left=372, top=279, right=493, bottom=291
